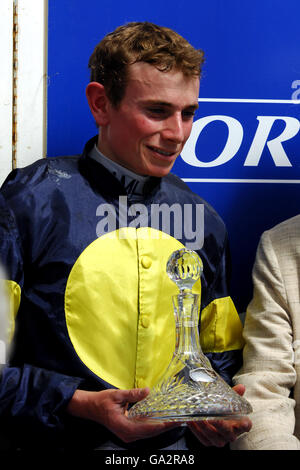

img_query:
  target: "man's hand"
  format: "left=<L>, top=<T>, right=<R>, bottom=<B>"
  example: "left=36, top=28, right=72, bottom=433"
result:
left=188, top=384, right=252, bottom=447
left=67, top=387, right=179, bottom=443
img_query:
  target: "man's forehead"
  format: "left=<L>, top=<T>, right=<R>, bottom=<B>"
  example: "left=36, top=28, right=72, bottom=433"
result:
left=127, top=61, right=198, bottom=82
left=126, top=62, right=200, bottom=102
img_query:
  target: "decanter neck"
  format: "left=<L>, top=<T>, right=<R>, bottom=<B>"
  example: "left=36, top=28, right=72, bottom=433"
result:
left=172, top=293, right=202, bottom=357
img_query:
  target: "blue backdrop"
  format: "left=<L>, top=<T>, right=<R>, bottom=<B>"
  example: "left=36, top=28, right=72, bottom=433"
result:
left=47, top=0, right=300, bottom=312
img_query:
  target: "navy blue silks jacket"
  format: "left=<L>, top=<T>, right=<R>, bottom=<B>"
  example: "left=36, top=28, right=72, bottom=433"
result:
left=0, top=137, right=243, bottom=449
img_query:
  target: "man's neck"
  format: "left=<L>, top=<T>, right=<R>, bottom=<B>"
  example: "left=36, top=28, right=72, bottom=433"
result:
left=89, top=144, right=150, bottom=200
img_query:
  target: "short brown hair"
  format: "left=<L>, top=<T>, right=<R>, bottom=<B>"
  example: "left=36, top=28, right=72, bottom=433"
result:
left=88, top=22, right=204, bottom=107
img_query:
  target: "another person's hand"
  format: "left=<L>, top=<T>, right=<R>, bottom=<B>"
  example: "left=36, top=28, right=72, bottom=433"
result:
left=188, top=384, right=252, bottom=447
left=67, top=386, right=179, bottom=443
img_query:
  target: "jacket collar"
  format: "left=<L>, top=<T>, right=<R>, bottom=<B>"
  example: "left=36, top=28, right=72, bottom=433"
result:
left=79, top=136, right=161, bottom=201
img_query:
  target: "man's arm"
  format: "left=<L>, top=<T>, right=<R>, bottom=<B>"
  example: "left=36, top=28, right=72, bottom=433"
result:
left=0, top=365, right=82, bottom=428
left=231, top=231, right=300, bottom=450
left=0, top=195, right=84, bottom=433
left=67, top=387, right=180, bottom=443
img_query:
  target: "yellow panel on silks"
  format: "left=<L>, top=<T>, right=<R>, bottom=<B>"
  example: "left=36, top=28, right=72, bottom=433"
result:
left=5, top=280, right=21, bottom=341
left=65, top=227, right=201, bottom=390
left=200, top=296, right=244, bottom=353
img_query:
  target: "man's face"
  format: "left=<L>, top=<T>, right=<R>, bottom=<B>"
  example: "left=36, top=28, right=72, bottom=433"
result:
left=98, top=62, right=200, bottom=177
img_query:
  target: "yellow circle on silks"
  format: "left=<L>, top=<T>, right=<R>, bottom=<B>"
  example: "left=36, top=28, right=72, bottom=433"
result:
left=65, top=227, right=201, bottom=390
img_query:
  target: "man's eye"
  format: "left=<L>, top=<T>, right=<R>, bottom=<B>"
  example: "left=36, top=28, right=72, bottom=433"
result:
left=183, top=110, right=196, bottom=118
left=147, top=108, right=165, bottom=115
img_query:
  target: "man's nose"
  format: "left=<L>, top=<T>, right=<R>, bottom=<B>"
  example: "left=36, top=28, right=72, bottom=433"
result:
left=162, top=114, right=185, bottom=143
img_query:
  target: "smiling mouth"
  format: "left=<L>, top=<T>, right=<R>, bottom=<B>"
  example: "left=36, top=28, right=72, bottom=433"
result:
left=147, top=145, right=177, bottom=158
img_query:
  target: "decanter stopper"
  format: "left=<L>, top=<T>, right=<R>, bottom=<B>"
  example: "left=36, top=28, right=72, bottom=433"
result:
left=166, top=248, right=203, bottom=294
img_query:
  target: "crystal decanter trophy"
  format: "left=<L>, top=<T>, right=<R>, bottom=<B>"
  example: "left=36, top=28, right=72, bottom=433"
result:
left=128, top=248, right=252, bottom=422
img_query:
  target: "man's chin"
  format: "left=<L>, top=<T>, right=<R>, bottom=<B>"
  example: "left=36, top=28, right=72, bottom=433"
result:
left=144, top=163, right=175, bottom=178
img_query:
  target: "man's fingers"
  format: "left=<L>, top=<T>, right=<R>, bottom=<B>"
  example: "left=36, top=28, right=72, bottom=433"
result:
left=232, top=384, right=246, bottom=396
left=189, top=421, right=227, bottom=447
left=113, top=387, right=150, bottom=405
left=117, top=413, right=180, bottom=443
left=120, top=422, right=179, bottom=443
left=188, top=416, right=252, bottom=447
left=229, top=417, right=252, bottom=435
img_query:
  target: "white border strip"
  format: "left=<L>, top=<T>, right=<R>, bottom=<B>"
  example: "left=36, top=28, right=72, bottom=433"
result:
left=15, top=0, right=47, bottom=168
left=183, top=179, right=300, bottom=184
left=198, top=98, right=300, bottom=104
left=0, top=0, right=13, bottom=185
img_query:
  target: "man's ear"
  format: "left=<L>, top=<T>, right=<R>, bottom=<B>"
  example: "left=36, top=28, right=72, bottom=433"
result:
left=86, top=82, right=110, bottom=126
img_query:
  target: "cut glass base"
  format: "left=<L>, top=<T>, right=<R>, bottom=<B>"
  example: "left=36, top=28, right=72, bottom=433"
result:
left=128, top=364, right=252, bottom=422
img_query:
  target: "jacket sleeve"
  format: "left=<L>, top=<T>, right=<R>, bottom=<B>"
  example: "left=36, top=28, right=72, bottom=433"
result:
left=200, top=232, right=244, bottom=385
left=232, top=231, right=300, bottom=450
left=0, top=192, right=23, bottom=344
left=0, top=193, right=83, bottom=430
left=0, top=365, right=82, bottom=429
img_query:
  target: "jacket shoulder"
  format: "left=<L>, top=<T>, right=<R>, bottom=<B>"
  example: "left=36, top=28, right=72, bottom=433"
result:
left=262, top=214, right=300, bottom=252
left=1, top=155, right=81, bottom=199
